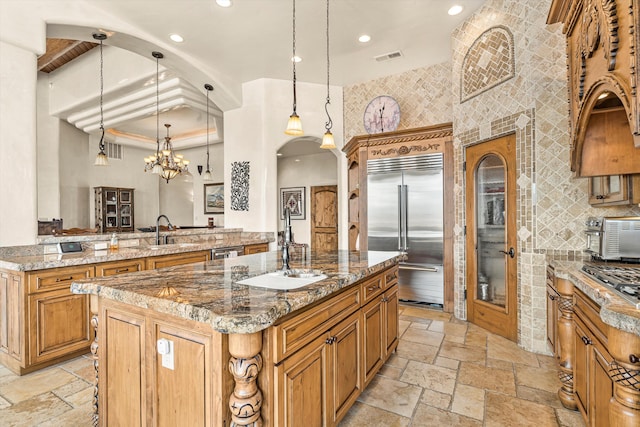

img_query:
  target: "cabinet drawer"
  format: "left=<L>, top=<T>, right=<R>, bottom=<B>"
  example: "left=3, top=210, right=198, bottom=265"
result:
left=244, top=243, right=269, bottom=254
left=27, top=265, right=94, bottom=293
left=574, top=288, right=607, bottom=346
left=146, top=251, right=210, bottom=269
left=384, top=267, right=398, bottom=287
left=361, top=275, right=384, bottom=304
left=96, top=259, right=145, bottom=276
left=271, top=285, right=361, bottom=363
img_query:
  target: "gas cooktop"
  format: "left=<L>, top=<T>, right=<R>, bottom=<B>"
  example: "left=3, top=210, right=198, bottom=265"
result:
left=581, top=262, right=640, bottom=309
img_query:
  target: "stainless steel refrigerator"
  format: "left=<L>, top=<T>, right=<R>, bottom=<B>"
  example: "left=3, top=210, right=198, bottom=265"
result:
left=367, top=154, right=444, bottom=306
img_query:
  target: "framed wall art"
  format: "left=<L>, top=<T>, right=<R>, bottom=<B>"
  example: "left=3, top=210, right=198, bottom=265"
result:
left=280, top=187, right=305, bottom=220
left=204, top=182, right=224, bottom=214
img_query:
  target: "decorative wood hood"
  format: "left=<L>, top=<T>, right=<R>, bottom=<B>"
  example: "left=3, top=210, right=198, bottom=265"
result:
left=548, top=0, right=640, bottom=177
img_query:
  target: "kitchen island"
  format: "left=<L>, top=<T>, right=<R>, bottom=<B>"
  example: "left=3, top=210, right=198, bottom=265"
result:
left=547, top=261, right=640, bottom=427
left=71, top=250, right=404, bottom=427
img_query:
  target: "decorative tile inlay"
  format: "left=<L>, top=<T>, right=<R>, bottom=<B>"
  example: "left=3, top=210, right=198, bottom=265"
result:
left=518, top=226, right=532, bottom=242
left=461, top=26, right=515, bottom=102
left=515, top=114, right=530, bottom=129
left=230, top=161, right=250, bottom=211
left=517, top=174, right=531, bottom=189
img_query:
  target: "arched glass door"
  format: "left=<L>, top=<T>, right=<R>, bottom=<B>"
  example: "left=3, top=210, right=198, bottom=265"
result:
left=465, top=134, right=517, bottom=341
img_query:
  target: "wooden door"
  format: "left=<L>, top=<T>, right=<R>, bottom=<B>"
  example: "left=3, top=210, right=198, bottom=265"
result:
left=311, top=185, right=338, bottom=252
left=465, top=134, right=517, bottom=341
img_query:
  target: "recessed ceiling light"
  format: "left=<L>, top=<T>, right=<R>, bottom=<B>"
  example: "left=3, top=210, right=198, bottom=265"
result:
left=291, top=55, right=302, bottom=63
left=277, top=153, right=283, bottom=157
left=358, top=35, right=371, bottom=43
left=169, top=34, right=184, bottom=43
left=448, top=5, right=463, bottom=15
left=295, top=159, right=301, bottom=162
left=216, top=0, right=232, bottom=7
left=598, top=92, right=609, bottom=100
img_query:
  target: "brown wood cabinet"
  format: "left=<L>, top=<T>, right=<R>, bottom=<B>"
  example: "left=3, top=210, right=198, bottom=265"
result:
left=269, top=265, right=399, bottom=427
left=244, top=242, right=269, bottom=255
left=0, top=248, right=214, bottom=375
left=342, top=124, right=454, bottom=312
left=95, top=187, right=135, bottom=233
left=573, top=288, right=614, bottom=426
left=588, top=174, right=640, bottom=206
left=548, top=0, right=640, bottom=175
left=99, top=299, right=230, bottom=427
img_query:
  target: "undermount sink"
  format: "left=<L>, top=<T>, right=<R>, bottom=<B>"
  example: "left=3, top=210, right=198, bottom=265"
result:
left=236, top=270, right=327, bottom=290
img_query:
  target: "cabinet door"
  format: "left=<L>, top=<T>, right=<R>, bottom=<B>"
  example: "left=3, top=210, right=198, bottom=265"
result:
left=275, top=334, right=328, bottom=427
left=361, top=297, right=384, bottom=386
left=384, top=284, right=399, bottom=356
left=102, top=308, right=146, bottom=427
left=154, top=325, right=212, bottom=426
left=328, top=311, right=361, bottom=425
left=573, top=319, right=590, bottom=419
left=28, top=289, right=90, bottom=364
left=0, top=271, right=23, bottom=360
left=590, top=342, right=613, bottom=427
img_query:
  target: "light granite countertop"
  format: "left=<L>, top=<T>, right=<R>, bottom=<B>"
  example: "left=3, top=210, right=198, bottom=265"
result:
left=549, top=260, right=640, bottom=336
left=71, top=250, right=405, bottom=334
left=0, top=236, right=272, bottom=272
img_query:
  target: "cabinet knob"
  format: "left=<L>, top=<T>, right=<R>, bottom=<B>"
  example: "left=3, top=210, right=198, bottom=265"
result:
left=548, top=294, right=556, bottom=301
left=581, top=336, right=592, bottom=346
left=630, top=354, right=639, bottom=364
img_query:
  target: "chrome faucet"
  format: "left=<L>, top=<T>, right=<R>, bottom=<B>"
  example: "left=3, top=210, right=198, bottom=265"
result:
left=281, top=207, right=292, bottom=271
left=155, top=214, right=173, bottom=245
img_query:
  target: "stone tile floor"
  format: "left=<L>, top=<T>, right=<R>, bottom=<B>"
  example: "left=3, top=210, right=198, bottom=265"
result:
left=0, top=304, right=585, bottom=426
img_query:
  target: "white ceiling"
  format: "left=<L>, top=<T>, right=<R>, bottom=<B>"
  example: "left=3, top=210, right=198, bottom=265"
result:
left=46, top=0, right=486, bottom=151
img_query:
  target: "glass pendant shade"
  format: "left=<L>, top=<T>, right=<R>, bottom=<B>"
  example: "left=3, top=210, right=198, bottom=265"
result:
left=285, top=113, right=303, bottom=136
left=94, top=152, right=109, bottom=166
left=203, top=169, right=213, bottom=181
left=320, top=130, right=336, bottom=149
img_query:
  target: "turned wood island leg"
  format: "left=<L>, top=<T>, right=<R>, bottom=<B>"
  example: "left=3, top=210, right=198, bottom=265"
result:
left=228, top=332, right=263, bottom=426
left=89, top=295, right=99, bottom=427
left=607, top=326, right=640, bottom=426
left=556, top=278, right=578, bottom=410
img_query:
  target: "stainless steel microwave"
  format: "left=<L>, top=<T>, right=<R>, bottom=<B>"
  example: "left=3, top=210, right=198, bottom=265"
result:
left=585, top=217, right=640, bottom=261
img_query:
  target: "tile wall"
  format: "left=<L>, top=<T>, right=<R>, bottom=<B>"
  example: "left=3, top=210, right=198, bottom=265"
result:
left=343, top=0, right=640, bottom=353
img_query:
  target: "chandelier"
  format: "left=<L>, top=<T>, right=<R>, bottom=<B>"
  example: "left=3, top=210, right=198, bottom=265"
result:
left=143, top=51, right=189, bottom=182
left=284, top=0, right=303, bottom=135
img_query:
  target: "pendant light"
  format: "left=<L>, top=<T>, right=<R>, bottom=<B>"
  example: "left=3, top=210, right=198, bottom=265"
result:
left=320, top=0, right=336, bottom=149
left=93, top=32, right=109, bottom=166
left=143, top=51, right=189, bottom=182
left=285, top=0, right=303, bottom=135
left=203, top=84, right=213, bottom=181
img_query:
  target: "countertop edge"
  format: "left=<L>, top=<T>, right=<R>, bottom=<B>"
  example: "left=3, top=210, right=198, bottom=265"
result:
left=549, top=260, right=640, bottom=336
left=71, top=252, right=404, bottom=335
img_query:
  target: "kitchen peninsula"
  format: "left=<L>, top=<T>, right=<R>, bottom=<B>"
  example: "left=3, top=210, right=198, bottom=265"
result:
left=71, top=249, right=403, bottom=427
left=0, top=227, right=272, bottom=376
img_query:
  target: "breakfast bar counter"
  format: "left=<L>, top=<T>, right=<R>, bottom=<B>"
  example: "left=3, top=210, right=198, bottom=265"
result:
left=71, top=250, right=404, bottom=426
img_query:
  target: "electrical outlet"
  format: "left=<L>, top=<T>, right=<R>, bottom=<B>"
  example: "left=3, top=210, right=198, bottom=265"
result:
left=94, top=242, right=108, bottom=250
left=43, top=245, right=58, bottom=254
left=120, top=239, right=139, bottom=248
left=157, top=338, right=174, bottom=370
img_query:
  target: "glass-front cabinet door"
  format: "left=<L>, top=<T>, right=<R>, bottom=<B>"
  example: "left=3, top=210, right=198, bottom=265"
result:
left=465, top=134, right=517, bottom=342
